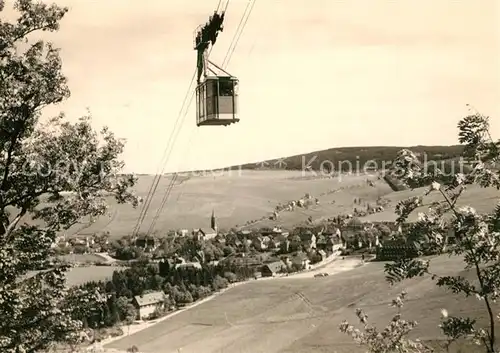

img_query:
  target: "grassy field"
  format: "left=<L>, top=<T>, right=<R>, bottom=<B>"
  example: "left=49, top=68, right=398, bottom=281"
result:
left=64, top=265, right=124, bottom=287
left=106, top=255, right=497, bottom=353
left=55, top=169, right=500, bottom=239
left=63, top=171, right=393, bottom=238
left=27, top=265, right=125, bottom=288
left=57, top=253, right=109, bottom=264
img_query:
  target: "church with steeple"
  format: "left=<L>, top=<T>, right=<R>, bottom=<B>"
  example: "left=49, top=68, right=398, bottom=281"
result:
left=193, top=209, right=218, bottom=241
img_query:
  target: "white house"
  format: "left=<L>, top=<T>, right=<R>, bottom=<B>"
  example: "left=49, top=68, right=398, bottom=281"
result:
left=132, top=291, right=167, bottom=320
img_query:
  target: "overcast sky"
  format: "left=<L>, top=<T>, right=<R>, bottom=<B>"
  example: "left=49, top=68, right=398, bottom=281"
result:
left=4, top=0, right=500, bottom=173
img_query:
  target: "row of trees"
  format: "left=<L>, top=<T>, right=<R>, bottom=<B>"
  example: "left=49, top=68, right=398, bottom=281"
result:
left=64, top=257, right=257, bottom=331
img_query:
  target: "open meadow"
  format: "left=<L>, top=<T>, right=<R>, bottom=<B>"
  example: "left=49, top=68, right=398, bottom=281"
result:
left=26, top=265, right=125, bottom=288
left=64, top=265, right=125, bottom=287
left=54, top=169, right=500, bottom=238
left=106, top=255, right=497, bottom=353
left=63, top=170, right=392, bottom=238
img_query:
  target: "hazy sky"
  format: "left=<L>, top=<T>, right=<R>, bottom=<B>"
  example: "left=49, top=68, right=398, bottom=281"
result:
left=5, top=0, right=500, bottom=173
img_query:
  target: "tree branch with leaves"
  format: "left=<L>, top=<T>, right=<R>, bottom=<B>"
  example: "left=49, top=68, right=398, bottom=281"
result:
left=340, top=291, right=433, bottom=353
left=384, top=112, right=500, bottom=352
left=0, top=1, right=140, bottom=352
left=340, top=111, right=500, bottom=352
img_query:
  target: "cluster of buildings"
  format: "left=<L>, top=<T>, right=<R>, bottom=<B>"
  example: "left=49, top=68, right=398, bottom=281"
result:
left=132, top=211, right=220, bottom=252
left=130, top=225, right=344, bottom=319
left=51, top=233, right=110, bottom=254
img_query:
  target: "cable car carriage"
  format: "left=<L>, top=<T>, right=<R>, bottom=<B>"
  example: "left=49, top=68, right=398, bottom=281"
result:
left=194, top=10, right=239, bottom=127
left=195, top=66, right=239, bottom=127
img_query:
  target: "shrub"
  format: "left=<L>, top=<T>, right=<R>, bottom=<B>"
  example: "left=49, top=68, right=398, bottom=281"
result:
left=340, top=111, right=500, bottom=352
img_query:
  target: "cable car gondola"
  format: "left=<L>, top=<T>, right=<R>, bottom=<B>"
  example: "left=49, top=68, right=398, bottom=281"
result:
left=194, top=9, right=239, bottom=127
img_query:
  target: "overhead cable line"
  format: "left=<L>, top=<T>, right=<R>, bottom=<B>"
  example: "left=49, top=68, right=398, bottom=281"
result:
left=145, top=0, right=257, bottom=236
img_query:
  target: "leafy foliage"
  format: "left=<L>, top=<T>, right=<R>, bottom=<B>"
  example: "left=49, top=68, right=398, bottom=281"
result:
left=384, top=259, right=430, bottom=285
left=342, top=111, right=500, bottom=352
left=0, top=1, right=139, bottom=352
left=339, top=291, right=433, bottom=353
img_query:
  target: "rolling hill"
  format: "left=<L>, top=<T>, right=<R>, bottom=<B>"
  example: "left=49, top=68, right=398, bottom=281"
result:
left=227, top=145, right=465, bottom=172
left=61, top=171, right=387, bottom=238
left=36, top=144, right=494, bottom=239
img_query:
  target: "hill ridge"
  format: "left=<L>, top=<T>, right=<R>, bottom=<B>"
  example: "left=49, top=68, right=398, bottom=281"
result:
left=132, top=145, right=463, bottom=177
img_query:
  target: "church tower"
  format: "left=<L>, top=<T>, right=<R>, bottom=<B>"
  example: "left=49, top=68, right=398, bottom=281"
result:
left=211, top=209, right=218, bottom=233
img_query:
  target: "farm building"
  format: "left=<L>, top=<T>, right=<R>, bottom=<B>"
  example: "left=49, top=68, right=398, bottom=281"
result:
left=132, top=291, right=167, bottom=320
left=260, top=226, right=287, bottom=237
left=261, top=261, right=285, bottom=277
left=383, top=174, right=409, bottom=192
left=252, top=236, right=269, bottom=250
left=237, top=230, right=252, bottom=237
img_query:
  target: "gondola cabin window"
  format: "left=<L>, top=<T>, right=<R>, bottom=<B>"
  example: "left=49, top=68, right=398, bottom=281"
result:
left=196, top=76, right=239, bottom=126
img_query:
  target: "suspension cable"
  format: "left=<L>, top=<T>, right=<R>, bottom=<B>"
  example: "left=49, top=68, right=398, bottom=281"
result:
left=222, top=0, right=255, bottom=68
left=131, top=0, right=230, bottom=237
left=131, top=70, right=197, bottom=237
left=145, top=127, right=196, bottom=236
left=144, top=0, right=256, bottom=237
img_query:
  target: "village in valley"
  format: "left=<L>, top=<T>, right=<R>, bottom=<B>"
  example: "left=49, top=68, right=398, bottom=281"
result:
left=28, top=152, right=500, bottom=353
left=47, top=179, right=463, bottom=339
left=2, top=0, right=499, bottom=353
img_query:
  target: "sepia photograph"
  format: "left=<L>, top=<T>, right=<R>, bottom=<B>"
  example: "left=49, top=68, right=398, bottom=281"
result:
left=0, top=0, right=499, bottom=352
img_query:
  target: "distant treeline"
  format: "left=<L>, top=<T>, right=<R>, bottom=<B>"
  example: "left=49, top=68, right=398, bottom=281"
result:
left=230, top=145, right=465, bottom=172
left=133, top=146, right=465, bottom=175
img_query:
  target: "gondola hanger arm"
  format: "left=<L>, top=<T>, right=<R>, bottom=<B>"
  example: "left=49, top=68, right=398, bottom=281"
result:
left=206, top=59, right=232, bottom=77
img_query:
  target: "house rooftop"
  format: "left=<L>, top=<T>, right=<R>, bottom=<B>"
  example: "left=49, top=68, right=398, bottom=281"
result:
left=135, top=235, right=156, bottom=239
left=299, top=232, right=315, bottom=241
left=175, top=262, right=202, bottom=270
left=134, top=291, right=165, bottom=307
left=263, top=261, right=285, bottom=273
left=291, top=252, right=308, bottom=261
left=196, top=228, right=216, bottom=234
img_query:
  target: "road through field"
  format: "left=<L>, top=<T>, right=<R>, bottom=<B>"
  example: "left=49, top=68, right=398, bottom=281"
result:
left=97, top=256, right=359, bottom=349
left=105, top=256, right=491, bottom=353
